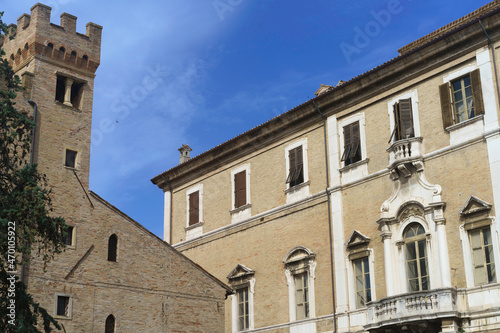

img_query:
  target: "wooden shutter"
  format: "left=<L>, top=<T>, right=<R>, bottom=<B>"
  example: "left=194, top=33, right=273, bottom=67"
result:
left=470, top=69, right=484, bottom=116
left=439, top=83, right=453, bottom=128
left=189, top=191, right=199, bottom=226
left=341, top=124, right=352, bottom=161
left=287, top=148, right=297, bottom=183
left=234, top=171, right=246, bottom=208
left=399, top=98, right=414, bottom=138
left=287, top=146, right=303, bottom=185
left=349, top=122, right=360, bottom=159
left=390, top=103, right=400, bottom=142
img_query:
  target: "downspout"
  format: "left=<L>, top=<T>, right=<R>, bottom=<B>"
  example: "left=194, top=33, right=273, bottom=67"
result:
left=21, top=100, right=38, bottom=286
left=27, top=100, right=38, bottom=166
left=479, top=20, right=500, bottom=119
left=313, top=100, right=337, bottom=333
left=162, top=175, right=173, bottom=244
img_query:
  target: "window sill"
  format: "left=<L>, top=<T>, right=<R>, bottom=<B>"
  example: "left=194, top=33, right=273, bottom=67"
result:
left=340, top=158, right=369, bottom=173
left=230, top=203, right=252, bottom=215
left=53, top=315, right=72, bottom=320
left=55, top=101, right=82, bottom=112
left=445, top=115, right=483, bottom=132
left=185, top=221, right=203, bottom=231
left=284, top=181, right=310, bottom=194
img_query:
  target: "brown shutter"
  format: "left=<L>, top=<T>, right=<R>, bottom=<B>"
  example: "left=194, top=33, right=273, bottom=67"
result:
left=234, top=171, right=246, bottom=208
left=399, top=98, right=414, bottom=138
left=189, top=191, right=199, bottom=226
left=349, top=122, right=361, bottom=159
left=295, top=146, right=304, bottom=184
left=439, top=83, right=453, bottom=128
left=341, top=124, right=352, bottom=161
left=392, top=102, right=401, bottom=142
left=287, top=148, right=297, bottom=183
left=470, top=69, right=484, bottom=116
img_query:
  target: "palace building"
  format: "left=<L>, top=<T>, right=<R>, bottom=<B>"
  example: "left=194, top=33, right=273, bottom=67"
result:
left=152, top=1, right=500, bottom=332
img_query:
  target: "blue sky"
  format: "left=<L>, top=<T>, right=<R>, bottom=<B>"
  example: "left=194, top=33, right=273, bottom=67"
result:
left=3, top=0, right=493, bottom=238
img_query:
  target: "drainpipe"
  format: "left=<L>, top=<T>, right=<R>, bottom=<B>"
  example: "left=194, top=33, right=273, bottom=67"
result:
left=313, top=100, right=337, bottom=333
left=162, top=175, right=173, bottom=244
left=479, top=20, right=500, bottom=121
left=27, top=100, right=38, bottom=166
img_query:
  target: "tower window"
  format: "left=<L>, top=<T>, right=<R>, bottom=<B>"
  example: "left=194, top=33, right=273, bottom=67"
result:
left=65, top=149, right=77, bottom=168
left=63, top=226, right=75, bottom=246
left=55, top=76, right=66, bottom=103
left=55, top=294, right=72, bottom=318
left=105, top=314, right=115, bottom=333
left=108, top=234, right=118, bottom=262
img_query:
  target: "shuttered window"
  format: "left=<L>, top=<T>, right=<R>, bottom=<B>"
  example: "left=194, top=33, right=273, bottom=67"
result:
left=286, top=146, right=304, bottom=187
left=189, top=191, right=199, bottom=226
left=470, top=227, right=496, bottom=286
left=439, top=69, right=484, bottom=127
left=234, top=170, right=247, bottom=208
left=390, top=98, right=414, bottom=142
left=295, top=272, right=309, bottom=320
left=341, top=121, right=361, bottom=166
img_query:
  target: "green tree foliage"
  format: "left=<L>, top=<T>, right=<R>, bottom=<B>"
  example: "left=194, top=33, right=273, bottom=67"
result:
left=0, top=12, right=68, bottom=332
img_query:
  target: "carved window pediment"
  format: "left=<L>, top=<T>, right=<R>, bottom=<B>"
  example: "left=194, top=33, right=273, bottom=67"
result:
left=459, top=196, right=492, bottom=216
left=398, top=203, right=424, bottom=221
left=283, top=246, right=315, bottom=266
left=227, top=264, right=254, bottom=282
left=345, top=230, right=370, bottom=249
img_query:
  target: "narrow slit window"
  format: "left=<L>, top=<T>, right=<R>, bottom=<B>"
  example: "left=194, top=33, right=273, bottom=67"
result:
left=107, top=234, right=117, bottom=262
left=105, top=314, right=115, bottom=333
left=63, top=226, right=74, bottom=246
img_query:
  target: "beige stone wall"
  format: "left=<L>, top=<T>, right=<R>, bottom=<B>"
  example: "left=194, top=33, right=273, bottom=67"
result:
left=180, top=196, right=333, bottom=332
left=171, top=124, right=327, bottom=243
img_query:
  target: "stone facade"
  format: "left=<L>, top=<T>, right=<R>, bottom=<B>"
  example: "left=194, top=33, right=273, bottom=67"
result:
left=2, top=3, right=230, bottom=332
left=153, top=2, right=500, bottom=333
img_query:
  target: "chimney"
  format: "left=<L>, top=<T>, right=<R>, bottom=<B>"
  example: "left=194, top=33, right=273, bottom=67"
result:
left=178, top=144, right=192, bottom=164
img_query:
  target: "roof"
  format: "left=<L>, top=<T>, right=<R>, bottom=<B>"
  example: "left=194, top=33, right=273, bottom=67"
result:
left=89, top=191, right=233, bottom=293
left=151, top=2, right=500, bottom=187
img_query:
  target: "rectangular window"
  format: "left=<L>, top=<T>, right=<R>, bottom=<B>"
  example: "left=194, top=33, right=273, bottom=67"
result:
left=470, top=227, right=496, bottom=285
left=188, top=191, right=200, bottom=226
left=65, top=149, right=77, bottom=168
left=63, top=226, right=74, bottom=246
left=56, top=295, right=71, bottom=317
left=353, top=257, right=372, bottom=308
left=341, top=121, right=361, bottom=166
left=286, top=146, right=304, bottom=187
left=237, top=287, right=249, bottom=331
left=295, top=272, right=309, bottom=320
left=440, top=69, right=484, bottom=127
left=390, top=98, right=414, bottom=141
left=234, top=170, right=247, bottom=209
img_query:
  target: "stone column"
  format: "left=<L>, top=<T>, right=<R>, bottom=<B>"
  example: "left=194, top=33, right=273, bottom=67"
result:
left=436, top=220, right=452, bottom=287
left=63, top=78, right=73, bottom=106
left=382, top=224, right=395, bottom=296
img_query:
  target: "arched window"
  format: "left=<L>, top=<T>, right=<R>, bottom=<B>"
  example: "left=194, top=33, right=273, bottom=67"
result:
left=23, top=43, right=29, bottom=58
left=81, top=55, right=88, bottom=69
left=58, top=47, right=66, bottom=60
left=404, top=223, right=429, bottom=292
left=70, top=51, right=77, bottom=65
left=45, top=43, right=54, bottom=57
left=107, top=234, right=117, bottom=262
left=105, top=314, right=115, bottom=333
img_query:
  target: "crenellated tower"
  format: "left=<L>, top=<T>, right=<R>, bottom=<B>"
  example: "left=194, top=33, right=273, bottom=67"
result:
left=1, top=2, right=102, bottom=215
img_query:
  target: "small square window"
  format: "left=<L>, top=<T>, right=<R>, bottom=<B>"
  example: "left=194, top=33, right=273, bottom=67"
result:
left=56, top=295, right=71, bottom=317
left=65, top=149, right=77, bottom=168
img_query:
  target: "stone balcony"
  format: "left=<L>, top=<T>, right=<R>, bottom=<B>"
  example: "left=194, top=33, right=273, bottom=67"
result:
left=365, top=288, right=458, bottom=331
left=386, top=137, right=423, bottom=170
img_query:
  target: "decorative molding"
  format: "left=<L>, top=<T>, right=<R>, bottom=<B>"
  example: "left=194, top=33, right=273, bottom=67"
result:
left=459, top=195, right=492, bottom=216
left=345, top=230, right=371, bottom=248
